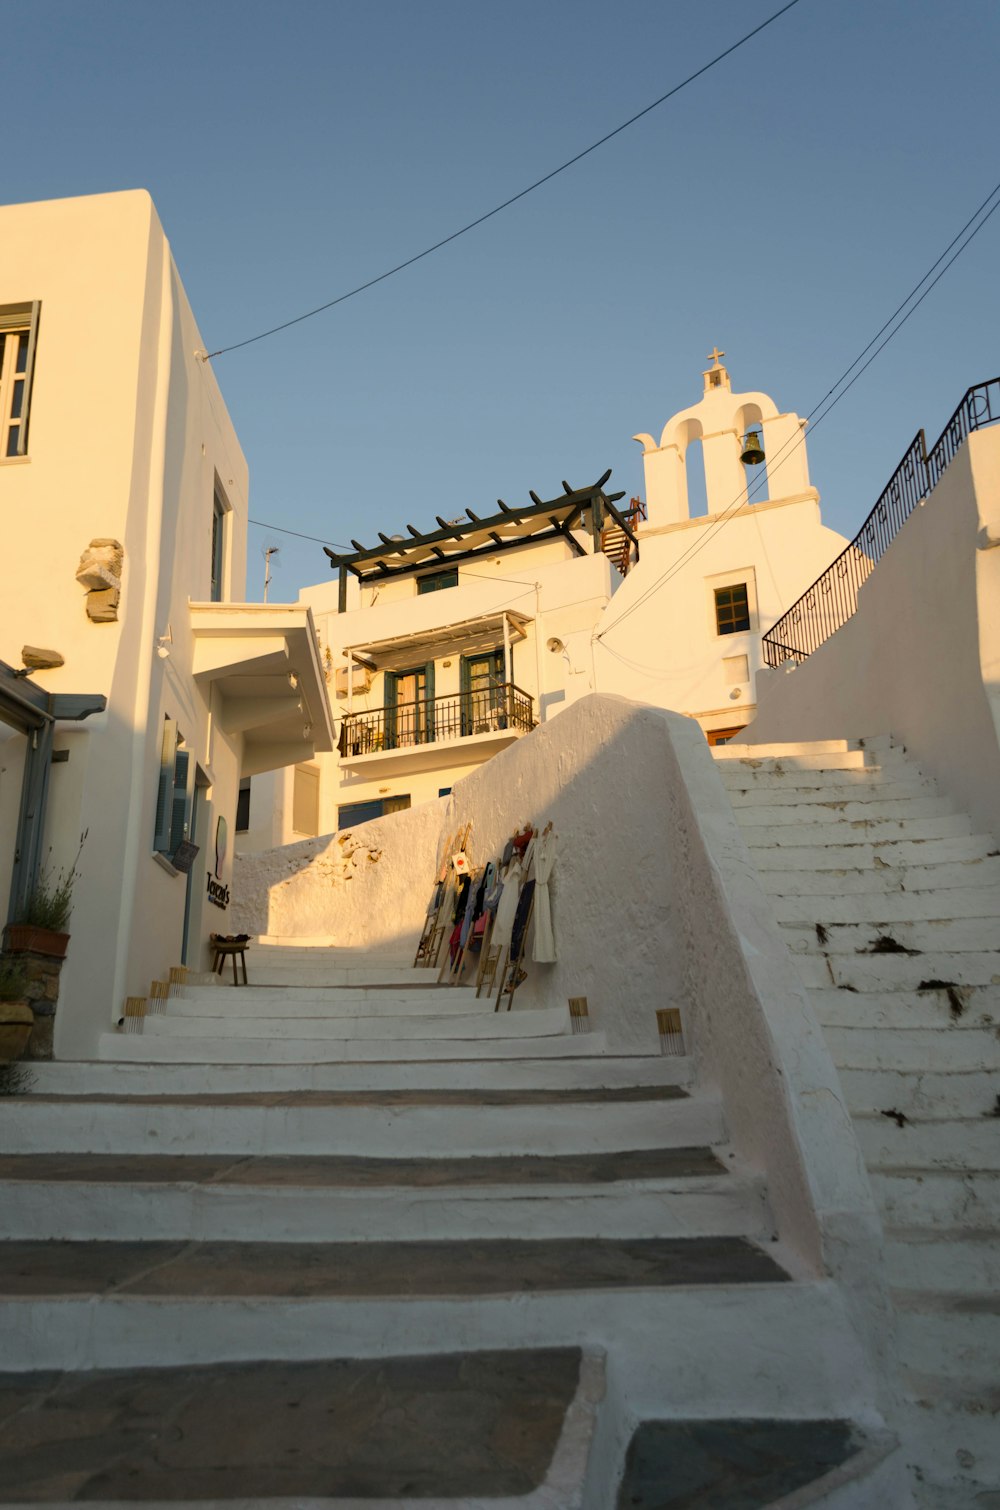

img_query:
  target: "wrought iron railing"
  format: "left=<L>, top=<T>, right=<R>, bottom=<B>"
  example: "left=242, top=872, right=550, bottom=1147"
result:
left=341, top=683, right=534, bottom=756
left=763, top=378, right=1000, bottom=667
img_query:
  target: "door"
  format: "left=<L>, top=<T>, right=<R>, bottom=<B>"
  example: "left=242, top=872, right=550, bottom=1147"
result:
left=461, top=650, right=506, bottom=734
left=386, top=664, right=434, bottom=748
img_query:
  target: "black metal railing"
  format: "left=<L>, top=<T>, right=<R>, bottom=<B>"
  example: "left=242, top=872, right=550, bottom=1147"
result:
left=341, top=684, right=534, bottom=756
left=763, top=378, right=1000, bottom=667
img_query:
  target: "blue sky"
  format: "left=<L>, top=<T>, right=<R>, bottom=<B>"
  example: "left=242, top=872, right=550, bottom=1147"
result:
left=10, top=1, right=999, bottom=598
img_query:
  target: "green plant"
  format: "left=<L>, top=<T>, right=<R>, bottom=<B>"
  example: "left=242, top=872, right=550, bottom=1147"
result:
left=0, top=957, right=28, bottom=1000
left=19, top=831, right=87, bottom=933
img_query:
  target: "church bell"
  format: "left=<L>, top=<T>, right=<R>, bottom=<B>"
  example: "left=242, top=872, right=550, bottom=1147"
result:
left=740, top=428, right=765, bottom=467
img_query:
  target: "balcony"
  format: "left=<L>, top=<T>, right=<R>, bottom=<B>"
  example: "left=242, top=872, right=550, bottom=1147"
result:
left=339, top=684, right=534, bottom=776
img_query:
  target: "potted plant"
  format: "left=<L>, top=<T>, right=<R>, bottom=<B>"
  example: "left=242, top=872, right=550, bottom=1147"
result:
left=0, top=957, right=33, bottom=1062
left=4, top=832, right=86, bottom=960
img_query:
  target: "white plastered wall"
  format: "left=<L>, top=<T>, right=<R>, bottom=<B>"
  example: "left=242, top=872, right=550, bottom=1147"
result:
left=746, top=427, right=1000, bottom=843
left=0, top=190, right=250, bottom=1056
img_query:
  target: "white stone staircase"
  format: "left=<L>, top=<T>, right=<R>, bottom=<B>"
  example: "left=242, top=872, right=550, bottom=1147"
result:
left=714, top=736, right=1000, bottom=1507
left=0, top=937, right=891, bottom=1506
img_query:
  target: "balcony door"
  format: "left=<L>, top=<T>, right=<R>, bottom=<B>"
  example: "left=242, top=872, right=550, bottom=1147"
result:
left=385, top=662, right=434, bottom=748
left=461, top=649, right=506, bottom=735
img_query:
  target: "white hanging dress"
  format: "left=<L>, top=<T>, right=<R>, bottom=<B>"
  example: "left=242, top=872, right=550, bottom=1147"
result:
left=531, top=828, right=557, bottom=963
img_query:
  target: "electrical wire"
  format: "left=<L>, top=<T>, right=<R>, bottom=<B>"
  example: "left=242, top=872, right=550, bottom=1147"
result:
left=596, top=174, right=1000, bottom=643
left=249, top=517, right=350, bottom=549
left=204, top=0, right=805, bottom=360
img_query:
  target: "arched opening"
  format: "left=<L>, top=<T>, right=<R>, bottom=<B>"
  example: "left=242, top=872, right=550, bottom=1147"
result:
left=735, top=403, right=769, bottom=505
left=672, top=417, right=707, bottom=519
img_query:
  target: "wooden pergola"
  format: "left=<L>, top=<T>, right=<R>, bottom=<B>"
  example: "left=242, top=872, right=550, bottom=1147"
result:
left=324, top=471, right=635, bottom=610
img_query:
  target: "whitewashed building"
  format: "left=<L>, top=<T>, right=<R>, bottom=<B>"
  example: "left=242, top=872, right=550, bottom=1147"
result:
left=0, top=190, right=333, bottom=1057
left=242, top=352, right=848, bottom=849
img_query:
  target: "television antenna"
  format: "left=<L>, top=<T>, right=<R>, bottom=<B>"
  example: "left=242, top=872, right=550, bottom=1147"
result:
left=261, top=543, right=281, bottom=602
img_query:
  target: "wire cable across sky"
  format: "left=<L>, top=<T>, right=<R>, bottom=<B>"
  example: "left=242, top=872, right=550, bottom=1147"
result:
left=204, top=0, right=805, bottom=360
left=595, top=171, right=1000, bottom=643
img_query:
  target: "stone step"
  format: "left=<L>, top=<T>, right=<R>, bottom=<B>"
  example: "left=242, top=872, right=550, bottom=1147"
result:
left=246, top=964, right=449, bottom=987
left=839, top=1068, right=999, bottom=1120
left=743, top=814, right=974, bottom=849
left=782, top=917, right=1000, bottom=955
left=723, top=778, right=933, bottom=806
left=0, top=1235, right=792, bottom=1372
left=0, top=1147, right=770, bottom=1243
left=808, top=984, right=1000, bottom=1030
left=772, top=884, right=1000, bottom=925
left=0, top=1084, right=724, bottom=1157
left=735, top=796, right=957, bottom=828
left=140, top=1004, right=573, bottom=1041
left=893, top=1291, right=1000, bottom=1386
left=761, top=857, right=1000, bottom=898
left=0, top=1348, right=597, bottom=1506
left=253, top=940, right=412, bottom=959
left=616, top=1417, right=892, bottom=1510
left=884, top=1229, right=1000, bottom=1292
left=793, top=949, right=1000, bottom=992
left=21, top=1054, right=685, bottom=1098
left=751, top=833, right=996, bottom=870
left=870, top=1169, right=1000, bottom=1229
left=712, top=739, right=858, bottom=759
left=824, top=1024, right=1000, bottom=1073
left=21, top=1050, right=682, bottom=1099
left=97, top=1029, right=612, bottom=1063
left=168, top=985, right=490, bottom=1018
left=854, top=1115, right=1000, bottom=1172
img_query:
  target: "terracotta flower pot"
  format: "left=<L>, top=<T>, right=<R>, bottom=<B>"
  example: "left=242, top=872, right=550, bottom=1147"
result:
left=0, top=1000, right=34, bottom=1062
left=3, top=924, right=70, bottom=959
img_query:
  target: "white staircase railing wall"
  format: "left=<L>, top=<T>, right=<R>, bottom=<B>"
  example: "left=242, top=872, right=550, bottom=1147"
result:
left=750, top=426, right=1000, bottom=845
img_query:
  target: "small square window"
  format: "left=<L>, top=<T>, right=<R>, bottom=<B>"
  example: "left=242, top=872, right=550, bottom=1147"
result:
left=714, top=583, right=751, bottom=635
left=417, top=568, right=458, bottom=595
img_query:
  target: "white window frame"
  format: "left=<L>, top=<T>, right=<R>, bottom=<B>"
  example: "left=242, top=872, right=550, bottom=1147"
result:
left=706, top=566, right=758, bottom=638
left=0, top=302, right=40, bottom=460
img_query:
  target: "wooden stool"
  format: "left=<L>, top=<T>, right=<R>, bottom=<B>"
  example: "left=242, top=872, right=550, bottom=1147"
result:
left=211, top=935, right=249, bottom=985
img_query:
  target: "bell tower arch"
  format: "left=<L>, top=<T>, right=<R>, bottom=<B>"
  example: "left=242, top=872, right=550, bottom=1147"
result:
left=634, top=351, right=815, bottom=529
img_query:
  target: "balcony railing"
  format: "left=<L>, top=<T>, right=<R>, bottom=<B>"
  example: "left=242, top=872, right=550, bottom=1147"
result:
left=340, top=683, right=534, bottom=756
left=763, top=378, right=1000, bottom=668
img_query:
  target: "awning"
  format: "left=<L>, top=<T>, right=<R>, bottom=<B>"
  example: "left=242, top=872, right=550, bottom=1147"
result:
left=189, top=603, right=335, bottom=777
left=345, top=610, right=531, bottom=672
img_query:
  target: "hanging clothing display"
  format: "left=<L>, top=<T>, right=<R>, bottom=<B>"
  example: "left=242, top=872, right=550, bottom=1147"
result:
left=510, top=877, right=536, bottom=961
left=452, top=874, right=471, bottom=925
left=490, top=857, right=522, bottom=952
left=531, top=825, right=557, bottom=963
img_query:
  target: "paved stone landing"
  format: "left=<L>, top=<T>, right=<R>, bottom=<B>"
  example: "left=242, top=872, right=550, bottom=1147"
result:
left=617, top=1418, right=858, bottom=1509
left=0, top=1145, right=725, bottom=1188
left=0, top=1236, right=788, bottom=1298
left=0, top=1349, right=581, bottom=1502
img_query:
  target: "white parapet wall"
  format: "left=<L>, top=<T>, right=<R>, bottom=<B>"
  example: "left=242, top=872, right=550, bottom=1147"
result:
left=747, top=426, right=1000, bottom=844
left=233, top=694, right=890, bottom=1373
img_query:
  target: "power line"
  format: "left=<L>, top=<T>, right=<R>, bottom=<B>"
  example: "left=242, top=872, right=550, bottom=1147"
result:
left=204, top=0, right=806, bottom=360
left=248, top=517, right=350, bottom=550
left=596, top=174, right=1000, bottom=643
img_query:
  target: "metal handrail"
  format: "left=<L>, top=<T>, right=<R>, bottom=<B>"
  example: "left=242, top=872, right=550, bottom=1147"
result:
left=341, top=682, right=534, bottom=755
left=763, top=378, right=1000, bottom=667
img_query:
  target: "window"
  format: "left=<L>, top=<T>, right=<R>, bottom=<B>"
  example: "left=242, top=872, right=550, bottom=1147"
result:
left=707, top=725, right=746, bottom=746
left=714, top=583, right=751, bottom=635
left=235, top=777, right=251, bottom=833
left=417, top=568, right=458, bottom=595
left=461, top=649, right=506, bottom=733
left=386, top=663, right=434, bottom=747
left=0, top=302, right=40, bottom=459
left=292, top=764, right=320, bottom=836
left=210, top=483, right=227, bottom=601
left=154, top=718, right=195, bottom=858
left=337, top=795, right=411, bottom=827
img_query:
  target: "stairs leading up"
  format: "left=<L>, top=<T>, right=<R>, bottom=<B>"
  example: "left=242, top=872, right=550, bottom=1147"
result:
left=715, top=734, right=1000, bottom=1507
left=0, top=937, right=882, bottom=1505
